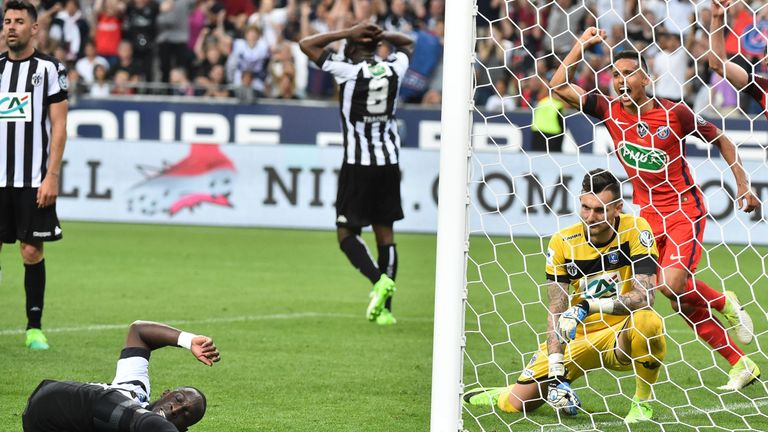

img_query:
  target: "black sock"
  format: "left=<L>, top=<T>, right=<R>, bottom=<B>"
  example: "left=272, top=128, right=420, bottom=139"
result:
left=25, top=260, right=46, bottom=330
left=340, top=236, right=380, bottom=285
left=378, top=244, right=398, bottom=310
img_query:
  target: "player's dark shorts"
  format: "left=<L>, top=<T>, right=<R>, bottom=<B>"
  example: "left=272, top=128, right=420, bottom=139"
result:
left=335, top=163, right=404, bottom=228
left=0, top=187, right=62, bottom=244
left=23, top=380, right=177, bottom=432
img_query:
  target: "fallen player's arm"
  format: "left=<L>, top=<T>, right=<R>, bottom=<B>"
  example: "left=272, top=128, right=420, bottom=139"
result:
left=125, top=321, right=221, bottom=366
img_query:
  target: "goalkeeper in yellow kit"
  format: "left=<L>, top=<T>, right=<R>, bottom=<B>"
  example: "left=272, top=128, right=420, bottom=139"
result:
left=464, top=169, right=667, bottom=424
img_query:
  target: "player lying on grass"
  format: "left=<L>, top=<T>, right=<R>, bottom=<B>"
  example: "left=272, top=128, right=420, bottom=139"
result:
left=465, top=170, right=666, bottom=424
left=22, top=321, right=220, bottom=431
left=710, top=1, right=768, bottom=138
left=550, top=27, right=760, bottom=391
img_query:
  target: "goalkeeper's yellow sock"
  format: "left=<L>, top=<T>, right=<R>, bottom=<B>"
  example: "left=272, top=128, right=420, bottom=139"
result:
left=627, top=309, right=667, bottom=400
left=497, top=386, right=521, bottom=413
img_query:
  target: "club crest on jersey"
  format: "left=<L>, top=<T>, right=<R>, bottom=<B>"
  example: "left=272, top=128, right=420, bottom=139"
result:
left=607, top=251, right=619, bottom=265
left=639, top=230, right=654, bottom=247
left=566, top=262, right=579, bottom=277
left=655, top=126, right=670, bottom=139
left=579, top=272, right=620, bottom=299
left=0, top=92, right=31, bottom=122
left=637, top=121, right=649, bottom=137
left=31, top=73, right=43, bottom=87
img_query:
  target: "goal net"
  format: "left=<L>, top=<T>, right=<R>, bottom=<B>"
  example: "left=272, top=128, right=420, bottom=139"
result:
left=432, top=0, right=768, bottom=431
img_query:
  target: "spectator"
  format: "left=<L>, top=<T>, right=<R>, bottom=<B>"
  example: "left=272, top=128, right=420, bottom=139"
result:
left=424, top=0, right=444, bottom=31
left=49, top=0, right=90, bottom=61
left=157, top=0, right=194, bottom=82
left=484, top=78, right=516, bottom=113
left=193, top=32, right=227, bottom=83
left=234, top=69, right=257, bottom=102
left=652, top=31, right=689, bottom=103
left=268, top=41, right=297, bottom=98
left=383, top=0, right=414, bottom=33
left=247, top=0, right=295, bottom=47
left=399, top=18, right=442, bottom=103
left=220, top=0, right=255, bottom=29
left=111, top=69, right=135, bottom=95
left=169, top=67, right=195, bottom=95
left=75, top=41, right=110, bottom=84
left=111, top=40, right=141, bottom=79
left=188, top=0, right=211, bottom=50
left=93, top=0, right=124, bottom=66
left=546, top=0, right=588, bottom=61
left=202, top=64, right=231, bottom=97
left=226, top=24, right=271, bottom=95
left=89, top=63, right=111, bottom=97
left=123, top=0, right=160, bottom=81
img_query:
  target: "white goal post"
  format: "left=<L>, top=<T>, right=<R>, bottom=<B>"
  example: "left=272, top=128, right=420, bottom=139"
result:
left=430, top=0, right=475, bottom=430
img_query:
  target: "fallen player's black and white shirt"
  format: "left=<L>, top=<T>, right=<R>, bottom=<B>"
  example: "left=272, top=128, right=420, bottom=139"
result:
left=90, top=347, right=152, bottom=406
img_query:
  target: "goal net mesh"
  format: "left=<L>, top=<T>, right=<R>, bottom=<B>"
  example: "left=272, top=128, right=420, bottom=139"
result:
left=462, top=0, right=768, bottom=430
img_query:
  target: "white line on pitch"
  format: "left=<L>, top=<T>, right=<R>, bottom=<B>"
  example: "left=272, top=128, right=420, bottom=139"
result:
left=0, top=312, right=434, bottom=336
left=499, top=399, right=768, bottom=432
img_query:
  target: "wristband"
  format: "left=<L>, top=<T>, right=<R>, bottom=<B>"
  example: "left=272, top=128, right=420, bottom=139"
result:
left=177, top=331, right=196, bottom=350
left=586, top=298, right=615, bottom=315
left=548, top=353, right=565, bottom=378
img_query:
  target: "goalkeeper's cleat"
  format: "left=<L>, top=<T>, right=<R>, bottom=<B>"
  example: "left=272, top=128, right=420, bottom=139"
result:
left=462, top=387, right=505, bottom=407
left=25, top=328, right=49, bottom=350
left=376, top=308, right=397, bottom=325
left=624, top=397, right=653, bottom=424
left=721, top=291, right=754, bottom=345
left=718, top=356, right=761, bottom=391
left=366, top=275, right=395, bottom=321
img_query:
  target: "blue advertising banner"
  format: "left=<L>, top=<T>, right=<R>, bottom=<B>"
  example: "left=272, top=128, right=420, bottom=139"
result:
left=68, top=99, right=768, bottom=160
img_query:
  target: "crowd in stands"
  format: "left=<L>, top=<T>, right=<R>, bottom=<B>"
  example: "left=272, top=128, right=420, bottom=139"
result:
left=5, top=0, right=445, bottom=104
left=476, top=0, right=768, bottom=117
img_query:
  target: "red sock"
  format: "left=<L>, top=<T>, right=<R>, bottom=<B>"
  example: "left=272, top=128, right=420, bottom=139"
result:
left=680, top=279, right=726, bottom=311
left=682, top=307, right=743, bottom=366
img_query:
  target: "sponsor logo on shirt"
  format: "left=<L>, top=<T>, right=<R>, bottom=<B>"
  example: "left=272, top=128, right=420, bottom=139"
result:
left=618, top=141, right=669, bottom=173
left=0, top=92, right=31, bottom=122
left=563, top=232, right=582, bottom=241
left=579, top=271, right=620, bottom=299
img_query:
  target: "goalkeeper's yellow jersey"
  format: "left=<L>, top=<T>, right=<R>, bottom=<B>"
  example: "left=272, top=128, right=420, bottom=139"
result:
left=545, top=213, right=659, bottom=335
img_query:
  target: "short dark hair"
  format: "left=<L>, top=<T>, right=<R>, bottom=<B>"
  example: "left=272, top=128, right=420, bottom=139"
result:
left=3, top=0, right=38, bottom=21
left=582, top=169, right=621, bottom=202
left=613, top=50, right=648, bottom=72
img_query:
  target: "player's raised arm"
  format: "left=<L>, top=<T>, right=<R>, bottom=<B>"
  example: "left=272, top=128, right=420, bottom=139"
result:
left=381, top=30, right=414, bottom=57
left=711, top=131, right=761, bottom=212
left=708, top=0, right=749, bottom=89
left=299, top=22, right=382, bottom=65
left=125, top=321, right=221, bottom=366
left=550, top=27, right=606, bottom=108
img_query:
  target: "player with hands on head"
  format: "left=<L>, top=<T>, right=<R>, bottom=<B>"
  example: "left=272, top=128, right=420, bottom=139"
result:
left=22, top=321, right=220, bottom=432
left=299, top=23, right=413, bottom=325
left=550, top=25, right=761, bottom=391
left=464, top=170, right=666, bottom=424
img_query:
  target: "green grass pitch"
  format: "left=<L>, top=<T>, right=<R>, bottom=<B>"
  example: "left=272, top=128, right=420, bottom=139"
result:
left=1, top=222, right=767, bottom=431
left=0, top=222, right=436, bottom=431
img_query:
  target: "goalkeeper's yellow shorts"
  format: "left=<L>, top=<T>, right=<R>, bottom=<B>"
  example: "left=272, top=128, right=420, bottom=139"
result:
left=516, top=317, right=632, bottom=384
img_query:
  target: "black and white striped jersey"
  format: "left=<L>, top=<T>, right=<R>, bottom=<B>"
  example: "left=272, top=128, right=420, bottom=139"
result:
left=0, top=50, right=68, bottom=188
left=319, top=49, right=409, bottom=166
